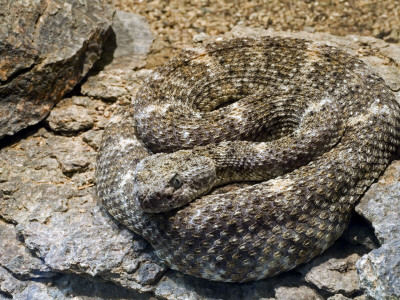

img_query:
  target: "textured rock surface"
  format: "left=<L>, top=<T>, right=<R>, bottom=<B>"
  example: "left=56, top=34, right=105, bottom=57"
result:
left=356, top=239, right=400, bottom=300
left=355, top=161, right=400, bottom=300
left=0, top=265, right=149, bottom=299
left=86, top=9, right=154, bottom=74
left=81, top=9, right=154, bottom=101
left=82, top=69, right=153, bottom=102
left=274, top=286, right=324, bottom=300
left=106, top=9, right=154, bottom=70
left=1, top=24, right=400, bottom=299
left=46, top=97, right=95, bottom=133
left=0, top=0, right=114, bottom=139
left=356, top=161, right=400, bottom=244
left=296, top=231, right=372, bottom=298
left=301, top=253, right=361, bottom=296
left=115, top=0, right=400, bottom=68
left=0, top=221, right=53, bottom=279
left=0, top=124, right=166, bottom=297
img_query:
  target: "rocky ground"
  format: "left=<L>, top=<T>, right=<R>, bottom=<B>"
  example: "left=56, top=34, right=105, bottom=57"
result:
left=114, top=0, right=400, bottom=68
left=1, top=1, right=400, bottom=300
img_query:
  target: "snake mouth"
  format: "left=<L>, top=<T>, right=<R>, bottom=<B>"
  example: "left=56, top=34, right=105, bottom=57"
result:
left=138, top=192, right=171, bottom=213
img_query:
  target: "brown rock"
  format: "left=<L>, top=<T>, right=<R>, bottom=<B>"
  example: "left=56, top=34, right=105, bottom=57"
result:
left=274, top=286, right=324, bottom=300
left=81, top=69, right=152, bottom=102
left=302, top=254, right=361, bottom=296
left=0, top=0, right=114, bottom=139
left=46, top=97, right=94, bottom=133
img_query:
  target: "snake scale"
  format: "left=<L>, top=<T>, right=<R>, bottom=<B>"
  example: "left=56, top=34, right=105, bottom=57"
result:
left=96, top=36, right=400, bottom=282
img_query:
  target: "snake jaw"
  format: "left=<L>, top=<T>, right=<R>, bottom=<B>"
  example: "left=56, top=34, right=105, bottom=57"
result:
left=133, top=151, right=217, bottom=213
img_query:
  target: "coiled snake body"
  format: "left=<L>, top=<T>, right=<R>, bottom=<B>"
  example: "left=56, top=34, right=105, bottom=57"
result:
left=96, top=37, right=400, bottom=282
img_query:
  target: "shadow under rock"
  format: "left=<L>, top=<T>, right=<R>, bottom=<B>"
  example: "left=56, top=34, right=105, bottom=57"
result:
left=0, top=123, right=45, bottom=150
left=89, top=27, right=118, bottom=75
left=44, top=273, right=151, bottom=299
left=160, top=267, right=307, bottom=300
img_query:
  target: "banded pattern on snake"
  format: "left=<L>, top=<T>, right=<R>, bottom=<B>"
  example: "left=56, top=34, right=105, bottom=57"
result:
left=96, top=36, right=400, bottom=282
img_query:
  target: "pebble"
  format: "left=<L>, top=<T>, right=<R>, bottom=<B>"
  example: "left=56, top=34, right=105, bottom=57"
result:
left=115, top=0, right=400, bottom=67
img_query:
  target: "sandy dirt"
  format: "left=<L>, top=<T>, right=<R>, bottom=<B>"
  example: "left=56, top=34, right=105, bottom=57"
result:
left=114, top=0, right=400, bottom=67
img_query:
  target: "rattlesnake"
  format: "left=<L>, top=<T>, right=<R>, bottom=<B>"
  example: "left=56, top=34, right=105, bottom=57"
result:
left=96, top=36, right=400, bottom=282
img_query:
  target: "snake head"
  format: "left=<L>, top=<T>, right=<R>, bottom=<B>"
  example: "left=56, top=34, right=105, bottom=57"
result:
left=133, top=150, right=216, bottom=213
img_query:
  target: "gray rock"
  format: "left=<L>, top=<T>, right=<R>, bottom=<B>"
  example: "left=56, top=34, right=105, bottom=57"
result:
left=0, top=266, right=60, bottom=300
left=353, top=160, right=400, bottom=299
left=303, top=254, right=361, bottom=296
left=112, top=10, right=154, bottom=59
left=81, top=68, right=152, bottom=102
left=53, top=274, right=154, bottom=299
left=384, top=29, right=399, bottom=43
left=80, top=10, right=153, bottom=101
left=274, top=286, right=324, bottom=300
left=303, top=26, right=316, bottom=33
left=0, top=0, right=114, bottom=139
left=153, top=270, right=296, bottom=300
left=0, top=266, right=150, bottom=299
left=327, top=294, right=352, bottom=300
left=297, top=239, right=364, bottom=297
left=134, top=262, right=166, bottom=285
left=46, top=97, right=94, bottom=133
left=0, top=127, right=167, bottom=294
left=0, top=220, right=53, bottom=279
left=82, top=129, right=104, bottom=150
left=353, top=295, right=370, bottom=300
left=356, top=238, right=400, bottom=300
left=193, top=32, right=209, bottom=43
left=51, top=137, right=93, bottom=176
left=355, top=161, right=400, bottom=244
left=89, top=10, right=154, bottom=73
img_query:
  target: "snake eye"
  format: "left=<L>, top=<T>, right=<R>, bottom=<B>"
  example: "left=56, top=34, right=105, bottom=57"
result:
left=169, top=174, right=183, bottom=189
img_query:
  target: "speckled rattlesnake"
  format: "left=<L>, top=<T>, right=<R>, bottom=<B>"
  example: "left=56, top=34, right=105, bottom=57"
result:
left=96, top=36, right=400, bottom=282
